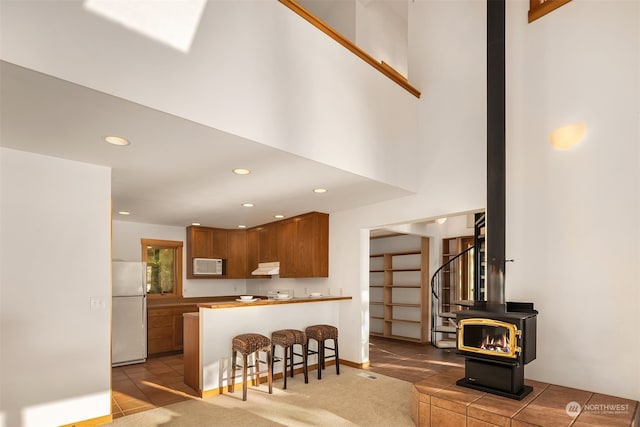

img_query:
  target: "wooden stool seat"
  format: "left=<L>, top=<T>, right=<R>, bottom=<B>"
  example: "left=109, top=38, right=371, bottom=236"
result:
left=271, top=329, right=308, bottom=389
left=305, top=324, right=339, bottom=379
left=230, top=333, right=273, bottom=401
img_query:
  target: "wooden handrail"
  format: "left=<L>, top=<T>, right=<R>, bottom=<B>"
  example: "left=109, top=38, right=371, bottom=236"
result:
left=279, top=0, right=421, bottom=98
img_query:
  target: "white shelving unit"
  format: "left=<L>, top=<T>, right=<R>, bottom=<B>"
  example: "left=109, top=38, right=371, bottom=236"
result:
left=369, top=234, right=430, bottom=343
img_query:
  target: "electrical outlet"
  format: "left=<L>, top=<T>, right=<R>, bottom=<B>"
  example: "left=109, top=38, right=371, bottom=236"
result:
left=90, top=297, right=106, bottom=311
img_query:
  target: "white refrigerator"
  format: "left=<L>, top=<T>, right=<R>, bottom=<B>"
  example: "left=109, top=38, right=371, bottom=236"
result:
left=112, top=261, right=147, bottom=367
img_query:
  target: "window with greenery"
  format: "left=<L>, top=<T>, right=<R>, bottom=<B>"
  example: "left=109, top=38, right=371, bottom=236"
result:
left=141, top=239, right=183, bottom=297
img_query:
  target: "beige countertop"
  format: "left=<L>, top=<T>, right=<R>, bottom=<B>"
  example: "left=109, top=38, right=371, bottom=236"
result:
left=197, top=295, right=352, bottom=309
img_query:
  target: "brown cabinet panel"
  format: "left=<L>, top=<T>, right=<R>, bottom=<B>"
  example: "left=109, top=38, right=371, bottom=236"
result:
left=147, top=305, right=198, bottom=355
left=258, top=224, right=278, bottom=263
left=227, top=230, right=247, bottom=278
left=210, top=229, right=228, bottom=259
left=190, top=227, right=213, bottom=258
left=245, top=228, right=261, bottom=278
left=278, top=212, right=328, bottom=278
left=277, top=220, right=297, bottom=277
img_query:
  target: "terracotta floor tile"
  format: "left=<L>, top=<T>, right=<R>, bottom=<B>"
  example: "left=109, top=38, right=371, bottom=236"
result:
left=468, top=380, right=549, bottom=425
left=116, top=396, right=153, bottom=411
left=573, top=393, right=638, bottom=426
left=432, top=384, right=485, bottom=415
left=431, top=404, right=467, bottom=427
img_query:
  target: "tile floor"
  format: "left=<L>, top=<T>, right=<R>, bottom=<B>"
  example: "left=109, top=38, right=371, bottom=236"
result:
left=111, top=354, right=199, bottom=418
left=412, top=366, right=640, bottom=427
left=111, top=336, right=456, bottom=418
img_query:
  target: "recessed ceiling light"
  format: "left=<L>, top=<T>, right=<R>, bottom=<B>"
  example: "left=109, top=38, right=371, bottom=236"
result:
left=435, top=218, right=447, bottom=225
left=117, top=211, right=130, bottom=215
left=191, top=222, right=201, bottom=226
left=238, top=225, right=247, bottom=228
left=241, top=203, right=254, bottom=207
left=105, top=136, right=130, bottom=146
left=313, top=188, right=327, bottom=193
left=274, top=214, right=285, bottom=219
left=232, top=168, right=251, bottom=175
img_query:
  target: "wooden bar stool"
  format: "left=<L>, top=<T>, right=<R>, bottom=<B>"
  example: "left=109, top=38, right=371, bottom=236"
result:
left=305, top=324, right=339, bottom=379
left=230, top=333, right=273, bottom=401
left=271, top=329, right=309, bottom=389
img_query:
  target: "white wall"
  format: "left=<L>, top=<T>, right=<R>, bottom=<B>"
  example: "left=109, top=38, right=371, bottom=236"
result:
left=0, top=148, right=111, bottom=426
left=505, top=0, right=640, bottom=400
left=298, top=0, right=356, bottom=41
left=357, top=0, right=408, bottom=77
left=0, top=0, right=418, bottom=192
left=111, top=221, right=246, bottom=297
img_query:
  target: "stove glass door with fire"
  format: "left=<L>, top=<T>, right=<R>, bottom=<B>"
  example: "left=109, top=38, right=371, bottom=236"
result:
left=457, top=318, right=521, bottom=359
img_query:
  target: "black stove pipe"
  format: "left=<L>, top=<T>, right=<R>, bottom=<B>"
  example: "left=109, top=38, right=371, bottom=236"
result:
left=486, top=0, right=506, bottom=312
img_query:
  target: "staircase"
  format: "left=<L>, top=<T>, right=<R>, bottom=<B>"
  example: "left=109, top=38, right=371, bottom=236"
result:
left=430, top=213, right=486, bottom=349
left=430, top=247, right=475, bottom=348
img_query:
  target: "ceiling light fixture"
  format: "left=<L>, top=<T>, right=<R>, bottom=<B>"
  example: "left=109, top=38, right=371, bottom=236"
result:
left=232, top=168, right=251, bottom=175
left=238, top=225, right=247, bottom=228
left=550, top=123, right=586, bottom=150
left=435, top=218, right=447, bottom=225
left=313, top=188, right=327, bottom=193
left=105, top=136, right=130, bottom=146
left=117, top=211, right=130, bottom=215
left=191, top=222, right=200, bottom=226
left=241, top=203, right=254, bottom=207
left=274, top=214, right=285, bottom=219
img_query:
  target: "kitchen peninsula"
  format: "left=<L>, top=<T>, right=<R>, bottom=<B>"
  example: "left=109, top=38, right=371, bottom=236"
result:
left=183, top=295, right=352, bottom=396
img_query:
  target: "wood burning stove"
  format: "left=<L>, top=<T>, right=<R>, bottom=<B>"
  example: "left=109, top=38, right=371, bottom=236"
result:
left=452, top=0, right=540, bottom=401
left=455, top=302, right=538, bottom=399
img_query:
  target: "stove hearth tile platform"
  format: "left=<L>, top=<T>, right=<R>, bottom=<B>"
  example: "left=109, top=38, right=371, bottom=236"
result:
left=411, top=367, right=639, bottom=427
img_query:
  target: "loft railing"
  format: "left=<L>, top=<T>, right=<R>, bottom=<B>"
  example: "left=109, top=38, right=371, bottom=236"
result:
left=278, top=0, right=421, bottom=98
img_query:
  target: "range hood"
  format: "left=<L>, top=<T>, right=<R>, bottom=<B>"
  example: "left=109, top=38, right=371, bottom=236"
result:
left=251, top=261, right=280, bottom=275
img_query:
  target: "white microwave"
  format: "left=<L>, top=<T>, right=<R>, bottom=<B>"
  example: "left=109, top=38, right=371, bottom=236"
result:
left=193, top=258, right=224, bottom=275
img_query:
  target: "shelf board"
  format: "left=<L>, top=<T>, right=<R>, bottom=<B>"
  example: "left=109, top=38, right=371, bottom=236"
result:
left=370, top=315, right=384, bottom=320
left=388, top=268, right=421, bottom=272
left=389, top=318, right=420, bottom=324
left=369, top=269, right=384, bottom=273
left=389, top=250, right=421, bottom=256
left=370, top=250, right=421, bottom=257
left=385, top=303, right=421, bottom=308
left=370, top=332, right=384, bottom=337
left=386, top=285, right=421, bottom=289
left=369, top=285, right=384, bottom=288
left=370, top=301, right=384, bottom=306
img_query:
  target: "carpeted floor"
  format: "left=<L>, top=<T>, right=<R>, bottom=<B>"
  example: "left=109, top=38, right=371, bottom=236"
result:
left=108, top=365, right=415, bottom=426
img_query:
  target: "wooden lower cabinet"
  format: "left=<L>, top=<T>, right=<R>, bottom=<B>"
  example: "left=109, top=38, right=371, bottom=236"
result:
left=147, top=305, right=198, bottom=355
left=183, top=313, right=200, bottom=393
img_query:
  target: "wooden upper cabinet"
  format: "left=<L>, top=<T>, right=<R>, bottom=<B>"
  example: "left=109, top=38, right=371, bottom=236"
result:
left=278, top=212, right=329, bottom=278
left=190, top=227, right=214, bottom=259
left=245, top=228, right=260, bottom=278
left=258, top=223, right=278, bottom=263
left=278, top=220, right=297, bottom=277
left=186, top=226, right=228, bottom=278
left=210, top=228, right=228, bottom=259
left=186, top=211, right=329, bottom=279
left=227, top=230, right=247, bottom=279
